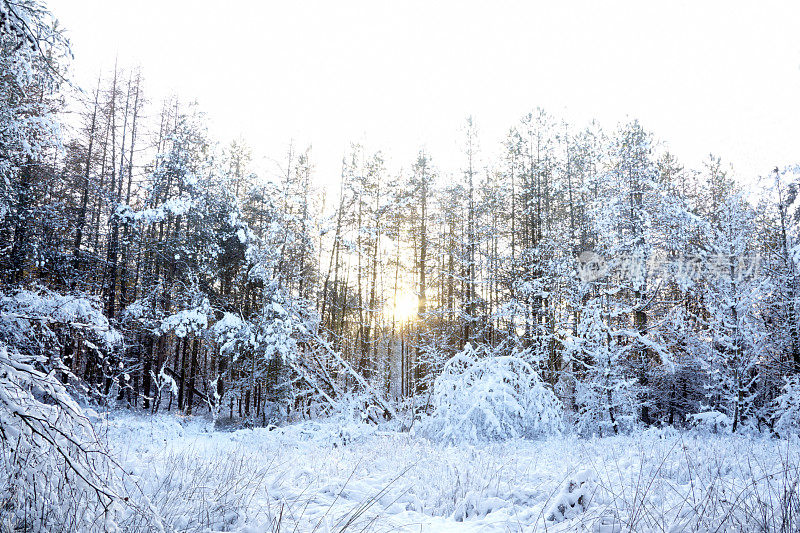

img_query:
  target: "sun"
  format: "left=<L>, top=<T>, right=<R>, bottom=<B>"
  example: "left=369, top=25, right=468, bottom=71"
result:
left=388, top=291, right=418, bottom=323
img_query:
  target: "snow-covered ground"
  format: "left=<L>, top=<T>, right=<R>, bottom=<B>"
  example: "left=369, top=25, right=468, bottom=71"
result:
left=103, top=413, right=799, bottom=532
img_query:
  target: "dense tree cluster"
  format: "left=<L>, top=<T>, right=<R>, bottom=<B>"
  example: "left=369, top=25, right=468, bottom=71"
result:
left=3, top=0, right=800, bottom=444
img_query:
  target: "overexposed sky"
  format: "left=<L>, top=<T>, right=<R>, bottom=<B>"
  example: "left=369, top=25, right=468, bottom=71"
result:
left=54, top=0, right=800, bottom=186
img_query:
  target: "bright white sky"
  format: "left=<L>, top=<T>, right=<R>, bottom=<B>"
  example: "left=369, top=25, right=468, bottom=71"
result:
left=54, top=0, right=800, bottom=187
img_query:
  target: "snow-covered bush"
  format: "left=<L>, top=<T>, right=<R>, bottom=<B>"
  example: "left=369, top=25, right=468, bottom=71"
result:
left=688, top=410, right=733, bottom=433
left=545, top=469, right=597, bottom=524
left=773, top=376, right=800, bottom=436
left=318, top=390, right=389, bottom=426
left=425, top=344, right=563, bottom=443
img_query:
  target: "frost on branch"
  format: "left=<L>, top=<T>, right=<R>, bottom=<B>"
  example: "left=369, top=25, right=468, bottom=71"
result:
left=425, top=343, right=563, bottom=443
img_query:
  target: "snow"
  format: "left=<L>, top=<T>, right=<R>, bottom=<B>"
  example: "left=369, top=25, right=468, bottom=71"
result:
left=102, top=412, right=799, bottom=532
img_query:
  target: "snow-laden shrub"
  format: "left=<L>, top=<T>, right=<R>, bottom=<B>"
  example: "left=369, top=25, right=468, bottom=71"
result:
left=425, top=344, right=563, bottom=443
left=773, top=376, right=800, bottom=436
left=545, top=469, right=597, bottom=523
left=313, top=390, right=386, bottom=425
left=688, top=410, right=733, bottom=433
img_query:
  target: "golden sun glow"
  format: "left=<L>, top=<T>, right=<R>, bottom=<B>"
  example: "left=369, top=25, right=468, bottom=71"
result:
left=388, top=291, right=418, bottom=323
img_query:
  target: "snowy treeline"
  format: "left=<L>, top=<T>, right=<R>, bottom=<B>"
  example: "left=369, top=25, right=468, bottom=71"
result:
left=4, top=0, right=800, bottom=434
left=1, top=0, right=800, bottom=529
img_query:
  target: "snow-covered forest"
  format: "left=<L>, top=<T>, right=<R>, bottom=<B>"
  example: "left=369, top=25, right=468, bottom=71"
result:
left=1, top=1, right=799, bottom=531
